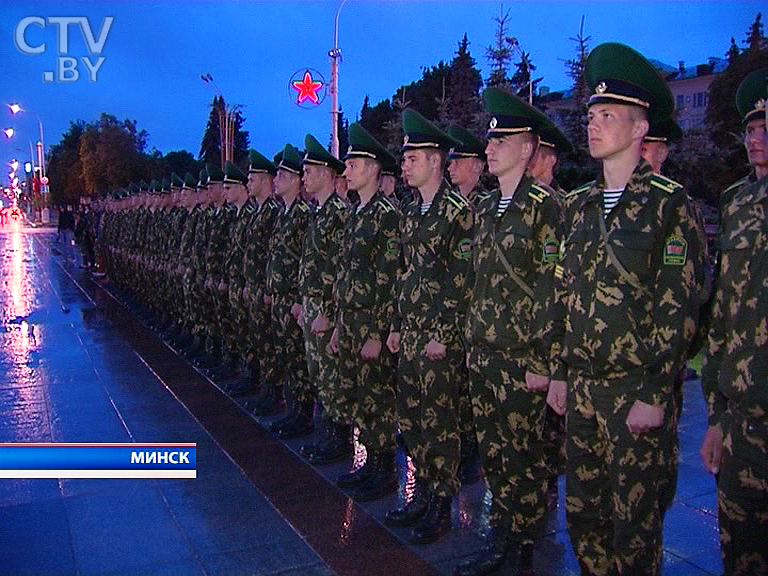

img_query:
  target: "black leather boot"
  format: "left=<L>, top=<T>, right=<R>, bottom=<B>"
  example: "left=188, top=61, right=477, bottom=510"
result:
left=337, top=451, right=377, bottom=489
left=384, top=479, right=431, bottom=527
left=410, top=493, right=452, bottom=544
left=278, top=401, right=315, bottom=440
left=352, top=451, right=397, bottom=502
left=248, top=385, right=284, bottom=417
left=269, top=405, right=298, bottom=433
left=453, top=525, right=510, bottom=576
left=309, top=422, right=352, bottom=465
left=458, top=432, right=483, bottom=486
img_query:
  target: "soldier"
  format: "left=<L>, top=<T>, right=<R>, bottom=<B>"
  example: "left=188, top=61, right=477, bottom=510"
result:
left=265, top=144, right=315, bottom=439
left=330, top=123, right=400, bottom=502
left=700, top=67, right=768, bottom=576
left=296, top=134, right=352, bottom=461
left=447, top=125, right=487, bottom=207
left=241, top=150, right=285, bottom=413
left=383, top=109, right=472, bottom=544
left=456, top=87, right=562, bottom=576
left=547, top=43, right=706, bottom=575
left=640, top=117, right=682, bottom=174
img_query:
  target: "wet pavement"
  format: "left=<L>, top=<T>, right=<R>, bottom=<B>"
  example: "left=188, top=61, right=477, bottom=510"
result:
left=0, top=225, right=724, bottom=575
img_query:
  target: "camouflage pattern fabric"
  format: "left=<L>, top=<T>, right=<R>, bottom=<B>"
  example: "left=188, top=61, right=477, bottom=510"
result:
left=702, top=173, right=768, bottom=576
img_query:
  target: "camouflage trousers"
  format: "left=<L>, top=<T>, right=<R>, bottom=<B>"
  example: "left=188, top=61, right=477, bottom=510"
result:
left=337, top=307, right=396, bottom=451
left=303, top=297, right=344, bottom=423
left=226, top=282, right=248, bottom=360
left=543, top=405, right=566, bottom=481
left=246, top=286, right=277, bottom=385
left=271, top=294, right=313, bottom=405
left=566, top=371, right=674, bottom=576
left=397, top=323, right=463, bottom=497
left=467, top=347, right=548, bottom=540
left=717, top=410, right=768, bottom=576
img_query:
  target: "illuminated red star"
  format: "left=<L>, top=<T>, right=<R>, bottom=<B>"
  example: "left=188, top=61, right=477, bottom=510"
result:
left=293, top=71, right=324, bottom=104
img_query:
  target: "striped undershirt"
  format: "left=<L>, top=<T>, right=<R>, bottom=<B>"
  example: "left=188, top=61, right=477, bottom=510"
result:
left=603, top=189, right=623, bottom=214
left=420, top=201, right=432, bottom=215
left=497, top=196, right=514, bottom=217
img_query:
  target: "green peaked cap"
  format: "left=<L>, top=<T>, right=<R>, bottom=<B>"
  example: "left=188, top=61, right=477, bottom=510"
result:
left=139, top=180, right=150, bottom=193
left=585, top=42, right=673, bottom=123
left=538, top=117, right=574, bottom=154
left=447, top=126, right=486, bottom=160
left=736, top=67, right=768, bottom=124
left=161, top=178, right=172, bottom=193
left=206, top=162, right=225, bottom=183
left=171, top=173, right=184, bottom=189
left=304, top=133, right=345, bottom=174
left=224, top=161, right=248, bottom=185
left=402, top=108, right=462, bottom=151
left=183, top=172, right=197, bottom=190
left=277, top=144, right=303, bottom=175
left=148, top=180, right=160, bottom=194
left=483, top=85, right=552, bottom=137
left=645, top=118, right=682, bottom=144
left=249, top=149, right=276, bottom=175
left=345, top=122, right=397, bottom=167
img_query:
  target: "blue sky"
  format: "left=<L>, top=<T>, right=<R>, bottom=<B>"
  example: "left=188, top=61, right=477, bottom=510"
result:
left=0, top=0, right=761, bottom=168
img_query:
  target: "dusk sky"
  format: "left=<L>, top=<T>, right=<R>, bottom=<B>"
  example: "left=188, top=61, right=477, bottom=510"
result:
left=0, top=1, right=761, bottom=169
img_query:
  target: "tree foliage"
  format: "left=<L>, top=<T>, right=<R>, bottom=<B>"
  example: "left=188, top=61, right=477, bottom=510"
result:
left=199, top=96, right=250, bottom=170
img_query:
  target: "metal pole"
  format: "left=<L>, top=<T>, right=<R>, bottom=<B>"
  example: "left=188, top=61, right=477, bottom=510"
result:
left=330, top=0, right=349, bottom=158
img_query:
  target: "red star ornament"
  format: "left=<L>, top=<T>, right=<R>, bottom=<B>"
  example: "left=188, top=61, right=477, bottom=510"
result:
left=293, top=71, right=324, bottom=104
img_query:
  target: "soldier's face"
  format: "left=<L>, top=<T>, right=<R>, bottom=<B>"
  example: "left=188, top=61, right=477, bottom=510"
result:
left=448, top=157, right=483, bottom=188
left=640, top=141, right=669, bottom=173
left=745, top=118, right=768, bottom=172
left=274, top=169, right=298, bottom=197
left=402, top=150, right=431, bottom=189
left=380, top=174, right=396, bottom=196
left=343, top=158, right=368, bottom=191
left=485, top=134, right=532, bottom=177
left=302, top=164, right=330, bottom=197
left=587, top=104, right=647, bottom=161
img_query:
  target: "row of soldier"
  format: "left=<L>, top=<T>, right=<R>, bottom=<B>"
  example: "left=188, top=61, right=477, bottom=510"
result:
left=89, top=43, right=767, bottom=576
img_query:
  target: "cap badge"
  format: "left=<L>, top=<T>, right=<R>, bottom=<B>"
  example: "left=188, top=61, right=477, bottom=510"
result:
left=489, top=117, right=498, bottom=129
left=596, top=81, right=607, bottom=94
left=755, top=98, right=766, bottom=111
left=403, top=135, right=410, bottom=145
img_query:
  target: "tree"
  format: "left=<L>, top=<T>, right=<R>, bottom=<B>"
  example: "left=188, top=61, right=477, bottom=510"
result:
left=198, top=96, right=250, bottom=170
left=48, top=121, right=86, bottom=206
left=727, top=37, right=740, bottom=63
left=744, top=12, right=766, bottom=52
left=485, top=5, right=513, bottom=86
left=446, top=34, right=484, bottom=131
left=199, top=96, right=222, bottom=166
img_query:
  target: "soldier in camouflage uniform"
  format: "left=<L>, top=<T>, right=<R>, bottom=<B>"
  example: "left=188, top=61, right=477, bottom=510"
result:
left=330, top=123, right=400, bottom=501
left=529, top=119, right=574, bottom=509
left=383, top=110, right=471, bottom=544
left=296, top=134, right=352, bottom=457
left=456, top=87, right=563, bottom=576
left=447, top=125, right=487, bottom=208
left=241, top=150, right=284, bottom=412
left=700, top=68, right=768, bottom=576
left=265, top=144, right=315, bottom=438
left=547, top=44, right=706, bottom=575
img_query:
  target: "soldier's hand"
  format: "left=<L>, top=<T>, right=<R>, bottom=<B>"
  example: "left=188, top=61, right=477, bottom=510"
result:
left=330, top=326, right=340, bottom=353
left=217, top=281, right=227, bottom=293
left=361, top=337, right=382, bottom=360
left=312, top=315, right=331, bottom=335
left=386, top=331, right=401, bottom=354
left=264, top=294, right=272, bottom=306
left=700, top=424, right=724, bottom=474
left=525, top=371, right=550, bottom=392
left=242, top=285, right=251, bottom=301
left=425, top=339, right=446, bottom=360
left=291, top=303, right=303, bottom=321
left=547, top=379, right=567, bottom=415
left=204, top=279, right=213, bottom=292
left=626, top=399, right=664, bottom=433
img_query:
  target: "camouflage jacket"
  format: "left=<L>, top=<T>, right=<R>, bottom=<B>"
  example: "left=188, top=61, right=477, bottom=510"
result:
left=243, top=195, right=284, bottom=289
left=179, top=204, right=203, bottom=270
left=465, top=176, right=561, bottom=376
left=393, top=180, right=474, bottom=342
left=206, top=203, right=237, bottom=283
left=299, top=192, right=350, bottom=314
left=702, top=173, right=768, bottom=426
left=224, top=198, right=258, bottom=288
left=193, top=205, right=217, bottom=279
left=335, top=190, right=400, bottom=341
left=265, top=196, right=312, bottom=297
left=550, top=159, right=707, bottom=407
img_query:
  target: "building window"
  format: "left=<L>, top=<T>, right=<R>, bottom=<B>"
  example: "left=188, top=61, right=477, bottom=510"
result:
left=677, top=94, right=685, bottom=109
left=693, top=92, right=709, bottom=108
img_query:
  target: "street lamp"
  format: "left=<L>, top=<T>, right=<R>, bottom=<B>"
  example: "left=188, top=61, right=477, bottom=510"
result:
left=329, top=0, right=350, bottom=158
left=201, top=74, right=241, bottom=171
left=3, top=128, right=14, bottom=139
left=9, top=104, right=45, bottom=181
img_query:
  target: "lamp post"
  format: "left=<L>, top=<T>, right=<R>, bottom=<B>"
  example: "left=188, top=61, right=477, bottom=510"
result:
left=201, top=74, right=241, bottom=171
left=9, top=104, right=48, bottom=222
left=329, top=0, right=349, bottom=158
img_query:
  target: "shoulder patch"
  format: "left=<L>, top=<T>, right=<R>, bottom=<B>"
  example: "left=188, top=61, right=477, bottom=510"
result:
left=445, top=189, right=470, bottom=211
left=376, top=196, right=395, bottom=213
left=651, top=173, right=684, bottom=194
left=723, top=177, right=749, bottom=195
left=297, top=201, right=310, bottom=213
left=565, top=181, right=594, bottom=199
left=332, top=197, right=347, bottom=210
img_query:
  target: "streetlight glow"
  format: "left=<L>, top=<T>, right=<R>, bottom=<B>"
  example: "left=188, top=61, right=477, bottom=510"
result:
left=3, top=128, right=14, bottom=138
left=9, top=104, right=22, bottom=115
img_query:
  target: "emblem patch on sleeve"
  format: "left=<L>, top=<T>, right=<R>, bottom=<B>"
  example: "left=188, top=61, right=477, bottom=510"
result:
left=543, top=238, right=560, bottom=263
left=663, top=236, right=687, bottom=265
left=456, top=238, right=473, bottom=260
left=386, top=238, right=400, bottom=256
